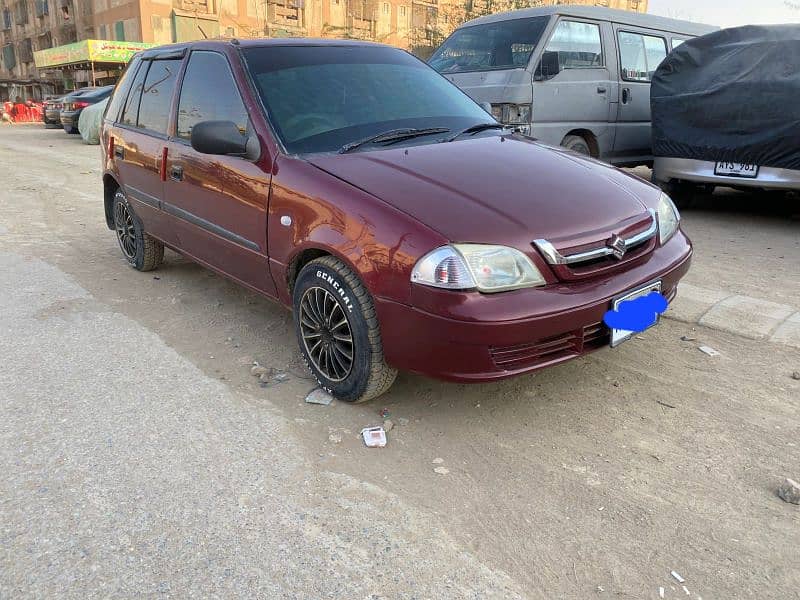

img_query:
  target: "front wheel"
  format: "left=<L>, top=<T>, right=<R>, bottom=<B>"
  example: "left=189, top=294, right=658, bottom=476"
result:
left=561, top=134, right=592, bottom=157
left=293, top=256, right=397, bottom=403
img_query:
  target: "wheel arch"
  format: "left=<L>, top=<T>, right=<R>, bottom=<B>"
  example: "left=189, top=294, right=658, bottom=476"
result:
left=286, top=246, right=334, bottom=297
left=562, top=129, right=600, bottom=158
left=103, top=173, right=121, bottom=230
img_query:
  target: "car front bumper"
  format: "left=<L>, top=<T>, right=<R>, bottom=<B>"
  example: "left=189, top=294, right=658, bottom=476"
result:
left=375, top=232, right=692, bottom=383
left=654, top=157, right=800, bottom=191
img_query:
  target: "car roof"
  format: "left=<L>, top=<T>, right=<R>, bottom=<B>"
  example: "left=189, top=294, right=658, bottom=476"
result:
left=139, top=37, right=392, bottom=58
left=461, top=5, right=716, bottom=37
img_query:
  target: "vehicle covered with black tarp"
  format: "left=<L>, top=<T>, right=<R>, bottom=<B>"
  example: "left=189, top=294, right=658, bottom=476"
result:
left=651, top=24, right=800, bottom=203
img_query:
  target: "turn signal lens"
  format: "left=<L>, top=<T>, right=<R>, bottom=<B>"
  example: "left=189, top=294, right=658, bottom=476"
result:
left=657, top=192, right=680, bottom=244
left=411, top=246, right=475, bottom=290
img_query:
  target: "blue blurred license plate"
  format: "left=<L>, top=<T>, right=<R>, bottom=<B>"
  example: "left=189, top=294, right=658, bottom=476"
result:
left=714, top=162, right=758, bottom=178
left=610, top=281, right=662, bottom=347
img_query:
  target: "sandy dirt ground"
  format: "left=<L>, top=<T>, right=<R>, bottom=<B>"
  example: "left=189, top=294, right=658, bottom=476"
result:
left=1, top=127, right=799, bottom=599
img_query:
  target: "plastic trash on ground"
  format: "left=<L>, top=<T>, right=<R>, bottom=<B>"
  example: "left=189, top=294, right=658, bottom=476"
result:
left=305, top=388, right=334, bottom=405
left=361, top=426, right=387, bottom=448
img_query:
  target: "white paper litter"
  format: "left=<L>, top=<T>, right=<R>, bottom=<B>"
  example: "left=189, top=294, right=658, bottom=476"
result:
left=682, top=585, right=690, bottom=595
left=698, top=345, right=721, bottom=357
left=659, top=586, right=665, bottom=598
left=361, top=426, right=387, bottom=448
left=671, top=570, right=685, bottom=583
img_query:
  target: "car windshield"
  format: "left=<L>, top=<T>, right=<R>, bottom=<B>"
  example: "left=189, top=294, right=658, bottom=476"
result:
left=429, top=16, right=550, bottom=74
left=243, top=45, right=493, bottom=155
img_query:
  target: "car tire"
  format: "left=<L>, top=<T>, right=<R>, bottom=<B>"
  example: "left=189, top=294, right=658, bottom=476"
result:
left=293, top=256, right=397, bottom=403
left=562, top=134, right=592, bottom=157
left=112, top=190, right=164, bottom=272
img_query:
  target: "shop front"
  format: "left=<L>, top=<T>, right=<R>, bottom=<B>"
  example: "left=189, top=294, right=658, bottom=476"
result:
left=33, top=39, right=154, bottom=91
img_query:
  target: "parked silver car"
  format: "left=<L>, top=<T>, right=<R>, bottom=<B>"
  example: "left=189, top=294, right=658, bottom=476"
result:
left=429, top=5, right=714, bottom=166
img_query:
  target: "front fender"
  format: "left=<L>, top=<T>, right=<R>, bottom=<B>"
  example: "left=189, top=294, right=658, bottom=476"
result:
left=267, top=155, right=447, bottom=308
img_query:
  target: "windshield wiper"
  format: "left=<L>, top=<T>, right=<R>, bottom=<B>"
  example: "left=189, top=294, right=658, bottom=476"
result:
left=339, top=127, right=450, bottom=154
left=445, top=122, right=507, bottom=143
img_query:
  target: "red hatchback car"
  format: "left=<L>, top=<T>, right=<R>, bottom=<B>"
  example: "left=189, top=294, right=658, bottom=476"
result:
left=100, top=39, right=691, bottom=403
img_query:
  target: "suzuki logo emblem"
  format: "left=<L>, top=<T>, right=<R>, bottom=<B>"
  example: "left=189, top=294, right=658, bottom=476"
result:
left=607, top=234, right=627, bottom=260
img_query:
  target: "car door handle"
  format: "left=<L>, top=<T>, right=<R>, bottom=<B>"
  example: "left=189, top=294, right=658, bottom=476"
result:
left=622, top=88, right=632, bottom=104
left=597, top=86, right=607, bottom=94
left=170, top=165, right=183, bottom=182
left=114, top=145, right=124, bottom=159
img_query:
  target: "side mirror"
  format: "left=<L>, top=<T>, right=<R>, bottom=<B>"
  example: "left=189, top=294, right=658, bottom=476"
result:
left=190, top=120, right=260, bottom=160
left=535, top=51, right=560, bottom=81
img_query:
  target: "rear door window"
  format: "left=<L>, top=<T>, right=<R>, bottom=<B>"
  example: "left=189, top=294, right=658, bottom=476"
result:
left=106, top=56, right=142, bottom=123
left=176, top=51, right=249, bottom=141
left=136, top=58, right=182, bottom=135
left=544, top=20, right=604, bottom=68
left=618, top=31, right=668, bottom=82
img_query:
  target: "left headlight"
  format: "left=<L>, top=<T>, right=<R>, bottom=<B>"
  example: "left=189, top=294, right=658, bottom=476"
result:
left=657, top=192, right=680, bottom=245
left=490, top=103, right=532, bottom=126
left=411, top=244, right=546, bottom=293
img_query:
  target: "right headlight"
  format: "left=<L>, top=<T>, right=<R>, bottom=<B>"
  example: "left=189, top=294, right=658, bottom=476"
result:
left=657, top=192, right=680, bottom=245
left=411, top=244, right=546, bottom=293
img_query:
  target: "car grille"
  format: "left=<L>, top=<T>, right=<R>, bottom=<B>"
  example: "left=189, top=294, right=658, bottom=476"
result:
left=489, top=322, right=610, bottom=371
left=533, top=210, right=658, bottom=282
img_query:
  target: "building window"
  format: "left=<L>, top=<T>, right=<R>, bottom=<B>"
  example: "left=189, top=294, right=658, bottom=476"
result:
left=399, top=5, right=406, bottom=16
left=225, top=26, right=235, bottom=36
left=37, top=30, right=52, bottom=49
left=2, top=43, right=16, bottom=71
left=19, top=37, right=33, bottom=62
left=34, top=0, right=48, bottom=17
left=114, top=20, right=124, bottom=40
left=2, top=7, right=12, bottom=29
left=14, top=0, right=29, bottom=25
left=382, top=2, right=388, bottom=14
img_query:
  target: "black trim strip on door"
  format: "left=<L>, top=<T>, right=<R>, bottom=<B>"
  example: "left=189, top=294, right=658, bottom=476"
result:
left=162, top=202, right=261, bottom=252
left=126, top=185, right=161, bottom=209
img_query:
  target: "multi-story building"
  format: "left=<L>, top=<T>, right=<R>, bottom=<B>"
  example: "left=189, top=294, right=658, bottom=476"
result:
left=90, top=0, right=420, bottom=50
left=0, top=0, right=94, bottom=99
left=90, top=0, right=647, bottom=56
left=2, top=0, right=647, bottom=100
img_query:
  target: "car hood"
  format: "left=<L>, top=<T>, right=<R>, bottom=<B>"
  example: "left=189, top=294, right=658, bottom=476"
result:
left=306, top=135, right=659, bottom=250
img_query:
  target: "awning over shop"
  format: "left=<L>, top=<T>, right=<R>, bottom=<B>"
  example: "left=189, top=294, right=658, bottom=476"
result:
left=33, top=40, right=154, bottom=69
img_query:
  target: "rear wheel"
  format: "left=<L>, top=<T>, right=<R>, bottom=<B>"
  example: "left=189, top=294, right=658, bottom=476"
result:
left=562, top=134, right=592, bottom=157
left=293, top=256, right=397, bottom=403
left=112, top=190, right=164, bottom=272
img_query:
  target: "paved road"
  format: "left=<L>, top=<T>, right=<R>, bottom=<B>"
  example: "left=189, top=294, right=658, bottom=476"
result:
left=1, top=127, right=799, bottom=599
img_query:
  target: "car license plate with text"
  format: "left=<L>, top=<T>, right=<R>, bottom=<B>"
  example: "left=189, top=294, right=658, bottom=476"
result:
left=610, top=281, right=662, bottom=347
left=714, top=162, right=758, bottom=178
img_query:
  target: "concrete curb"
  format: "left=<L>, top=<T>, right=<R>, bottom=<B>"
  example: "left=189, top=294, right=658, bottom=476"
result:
left=666, top=283, right=800, bottom=348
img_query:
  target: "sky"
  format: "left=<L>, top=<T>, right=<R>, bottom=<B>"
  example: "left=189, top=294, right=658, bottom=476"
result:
left=648, top=0, right=800, bottom=27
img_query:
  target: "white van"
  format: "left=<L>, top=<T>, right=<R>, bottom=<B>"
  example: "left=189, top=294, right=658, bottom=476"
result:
left=429, top=6, right=715, bottom=166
